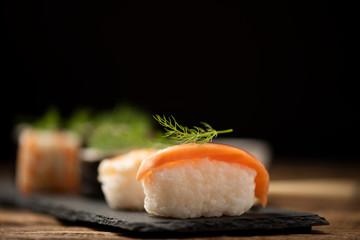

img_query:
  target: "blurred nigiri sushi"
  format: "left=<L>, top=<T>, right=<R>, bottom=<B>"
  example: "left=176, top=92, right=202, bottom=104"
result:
left=98, top=149, right=158, bottom=210
left=16, top=128, right=80, bottom=194
left=136, top=143, right=269, bottom=218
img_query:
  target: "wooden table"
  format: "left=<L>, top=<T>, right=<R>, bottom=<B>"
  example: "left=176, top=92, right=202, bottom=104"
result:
left=1, top=158, right=359, bottom=239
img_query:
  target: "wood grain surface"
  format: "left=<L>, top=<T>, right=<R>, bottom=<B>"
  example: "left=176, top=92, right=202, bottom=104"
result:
left=1, top=158, right=360, bottom=239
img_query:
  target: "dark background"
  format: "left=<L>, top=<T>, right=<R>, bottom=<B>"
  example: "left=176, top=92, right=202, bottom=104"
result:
left=1, top=1, right=358, bottom=164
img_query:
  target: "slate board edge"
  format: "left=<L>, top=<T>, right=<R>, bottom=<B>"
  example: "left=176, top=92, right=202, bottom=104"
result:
left=11, top=196, right=330, bottom=233
left=0, top=180, right=329, bottom=233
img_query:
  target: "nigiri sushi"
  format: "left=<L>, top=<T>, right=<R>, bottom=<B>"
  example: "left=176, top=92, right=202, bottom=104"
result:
left=136, top=143, right=269, bottom=218
left=98, top=149, right=158, bottom=210
left=16, top=128, right=80, bottom=194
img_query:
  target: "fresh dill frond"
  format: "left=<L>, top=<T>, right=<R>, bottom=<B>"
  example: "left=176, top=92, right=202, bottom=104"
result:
left=153, top=114, right=233, bottom=144
left=33, top=107, right=61, bottom=130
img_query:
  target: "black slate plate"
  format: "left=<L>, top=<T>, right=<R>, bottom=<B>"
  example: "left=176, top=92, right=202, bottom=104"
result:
left=0, top=180, right=328, bottom=235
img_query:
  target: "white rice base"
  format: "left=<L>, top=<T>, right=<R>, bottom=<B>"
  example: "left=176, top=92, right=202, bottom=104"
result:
left=98, top=154, right=145, bottom=210
left=142, top=158, right=257, bottom=218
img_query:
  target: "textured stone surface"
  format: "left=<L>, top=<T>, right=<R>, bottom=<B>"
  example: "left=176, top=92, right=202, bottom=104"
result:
left=0, top=181, right=328, bottom=234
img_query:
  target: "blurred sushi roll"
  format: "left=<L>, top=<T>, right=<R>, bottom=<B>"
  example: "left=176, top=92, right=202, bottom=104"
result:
left=67, top=104, right=163, bottom=199
left=16, top=128, right=81, bottom=194
left=136, top=143, right=270, bottom=218
left=98, top=149, right=158, bottom=210
left=80, top=148, right=124, bottom=198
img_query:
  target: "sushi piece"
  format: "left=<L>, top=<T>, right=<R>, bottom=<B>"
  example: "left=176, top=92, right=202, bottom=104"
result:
left=80, top=148, right=133, bottom=199
left=16, top=128, right=80, bottom=194
left=136, top=143, right=269, bottom=218
left=98, top=149, right=158, bottom=210
left=80, top=148, right=120, bottom=199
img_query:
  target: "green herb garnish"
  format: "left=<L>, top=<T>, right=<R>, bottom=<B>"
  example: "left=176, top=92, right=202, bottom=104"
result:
left=153, top=114, right=233, bottom=144
left=88, top=105, right=153, bottom=150
left=32, top=107, right=61, bottom=130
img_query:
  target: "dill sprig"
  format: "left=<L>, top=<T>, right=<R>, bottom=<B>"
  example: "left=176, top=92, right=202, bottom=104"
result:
left=153, top=114, right=233, bottom=144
